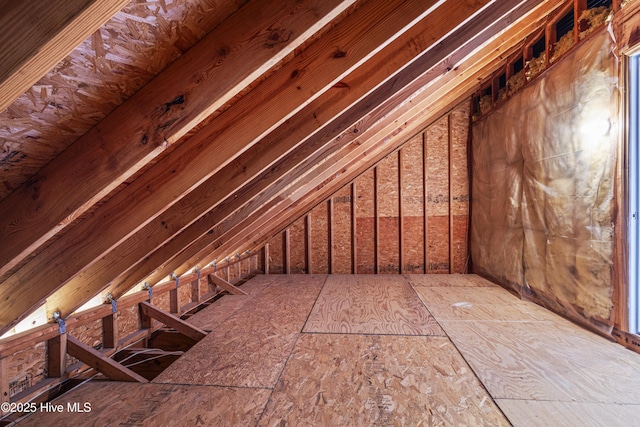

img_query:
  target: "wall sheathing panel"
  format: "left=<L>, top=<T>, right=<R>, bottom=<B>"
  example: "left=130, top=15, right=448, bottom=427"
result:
left=332, top=187, right=353, bottom=274
left=310, top=202, right=329, bottom=274
left=471, top=29, right=617, bottom=332
left=355, top=170, right=376, bottom=274
left=259, top=104, right=470, bottom=276
left=289, top=218, right=307, bottom=274
left=267, top=233, right=284, bottom=274
left=378, top=154, right=400, bottom=273
left=401, top=136, right=425, bottom=273
left=426, top=116, right=451, bottom=273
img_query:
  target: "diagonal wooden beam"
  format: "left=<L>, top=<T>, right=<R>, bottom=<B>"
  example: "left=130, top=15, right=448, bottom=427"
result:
left=66, top=335, right=148, bottom=382
left=138, top=302, right=207, bottom=342
left=0, top=0, right=129, bottom=113
left=0, top=0, right=437, bottom=335
left=171, top=0, right=558, bottom=275
left=45, top=0, right=468, bottom=315
left=106, top=0, right=550, bottom=294
left=207, top=274, right=248, bottom=295
left=0, top=0, right=356, bottom=279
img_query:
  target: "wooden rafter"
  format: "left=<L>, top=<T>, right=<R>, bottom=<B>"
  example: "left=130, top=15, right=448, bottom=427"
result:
left=92, top=0, right=494, bottom=299
left=0, top=0, right=364, bottom=334
left=119, top=0, right=551, bottom=291
left=28, top=0, right=445, bottom=323
left=180, top=0, right=556, bottom=273
left=0, top=0, right=357, bottom=280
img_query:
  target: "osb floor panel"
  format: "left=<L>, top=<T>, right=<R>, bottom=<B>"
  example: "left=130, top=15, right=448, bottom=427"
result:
left=17, top=382, right=271, bottom=427
left=303, top=274, right=444, bottom=335
left=257, top=334, right=508, bottom=426
left=153, top=275, right=326, bottom=388
left=16, top=274, right=640, bottom=426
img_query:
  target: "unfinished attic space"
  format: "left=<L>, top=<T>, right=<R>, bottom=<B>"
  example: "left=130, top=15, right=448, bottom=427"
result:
left=3, top=0, right=640, bottom=425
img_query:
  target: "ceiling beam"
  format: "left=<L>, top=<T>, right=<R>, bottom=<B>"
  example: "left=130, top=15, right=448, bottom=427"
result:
left=113, top=0, right=555, bottom=291
left=176, top=0, right=558, bottom=275
left=0, top=0, right=436, bottom=334
left=0, top=0, right=129, bottom=113
left=45, top=0, right=482, bottom=316
left=0, top=0, right=356, bottom=279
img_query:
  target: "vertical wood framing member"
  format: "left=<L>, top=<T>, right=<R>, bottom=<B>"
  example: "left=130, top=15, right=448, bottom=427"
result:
left=305, top=215, right=312, bottom=274
left=0, top=357, right=9, bottom=406
left=399, top=149, right=405, bottom=273
left=47, top=333, right=68, bottom=378
left=423, top=132, right=429, bottom=274
left=102, top=314, right=118, bottom=349
left=448, top=114, right=454, bottom=274
left=264, top=244, right=270, bottom=275
left=351, top=182, right=357, bottom=274
left=284, top=228, right=291, bottom=274
left=374, top=166, right=380, bottom=274
left=190, top=277, right=200, bottom=303
left=169, top=289, right=179, bottom=314
left=328, top=199, right=334, bottom=274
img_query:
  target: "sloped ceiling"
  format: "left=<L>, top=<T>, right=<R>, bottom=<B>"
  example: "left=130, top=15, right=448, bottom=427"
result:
left=0, top=0, right=561, bottom=335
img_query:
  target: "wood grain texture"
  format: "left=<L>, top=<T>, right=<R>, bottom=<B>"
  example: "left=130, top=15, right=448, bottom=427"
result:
left=415, top=286, right=559, bottom=322
left=405, top=273, right=496, bottom=288
left=497, top=399, right=640, bottom=427
left=440, top=320, right=640, bottom=403
left=17, top=382, right=271, bottom=426
left=66, top=335, right=147, bottom=382
left=57, top=0, right=490, bottom=304
left=258, top=334, right=509, bottom=427
left=201, top=0, right=553, bottom=276
left=154, top=275, right=325, bottom=388
left=304, top=275, right=443, bottom=335
left=0, top=0, right=129, bottom=112
left=0, top=0, right=354, bottom=280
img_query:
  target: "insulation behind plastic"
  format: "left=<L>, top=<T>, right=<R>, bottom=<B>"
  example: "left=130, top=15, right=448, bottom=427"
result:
left=471, top=29, right=618, bottom=333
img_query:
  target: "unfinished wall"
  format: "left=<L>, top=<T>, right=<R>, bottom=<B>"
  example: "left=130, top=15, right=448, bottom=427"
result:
left=471, top=29, right=617, bottom=331
left=262, top=104, right=470, bottom=275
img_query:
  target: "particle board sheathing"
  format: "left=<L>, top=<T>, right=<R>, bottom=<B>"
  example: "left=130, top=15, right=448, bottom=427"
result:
left=16, top=382, right=271, bottom=426
left=258, top=333, right=509, bottom=426
left=303, top=275, right=443, bottom=336
left=153, top=275, right=326, bottom=388
left=12, top=274, right=640, bottom=427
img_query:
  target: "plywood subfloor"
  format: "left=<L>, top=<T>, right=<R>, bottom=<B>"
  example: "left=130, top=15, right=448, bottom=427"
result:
left=18, top=382, right=271, bottom=426
left=258, top=333, right=508, bottom=426
left=15, top=274, right=640, bottom=426
left=304, top=274, right=443, bottom=335
left=153, top=274, right=326, bottom=388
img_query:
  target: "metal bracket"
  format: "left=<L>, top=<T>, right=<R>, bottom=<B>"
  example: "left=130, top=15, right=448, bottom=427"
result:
left=171, top=272, right=180, bottom=288
left=195, top=267, right=201, bottom=281
left=105, top=293, right=117, bottom=313
left=143, top=282, right=153, bottom=300
left=52, top=311, right=66, bottom=334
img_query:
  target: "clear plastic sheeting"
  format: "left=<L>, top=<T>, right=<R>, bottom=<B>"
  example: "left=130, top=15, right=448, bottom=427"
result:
left=471, top=29, right=618, bottom=334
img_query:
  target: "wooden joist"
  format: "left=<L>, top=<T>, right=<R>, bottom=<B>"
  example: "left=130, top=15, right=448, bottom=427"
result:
left=13, top=0, right=440, bottom=326
left=184, top=0, right=556, bottom=270
left=115, top=0, right=550, bottom=287
left=207, top=274, right=248, bottom=296
left=0, top=0, right=129, bottom=113
left=0, top=0, right=360, bottom=335
left=139, top=302, right=207, bottom=342
left=0, top=0, right=355, bottom=281
left=66, top=335, right=147, bottom=383
left=89, top=0, right=491, bottom=297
